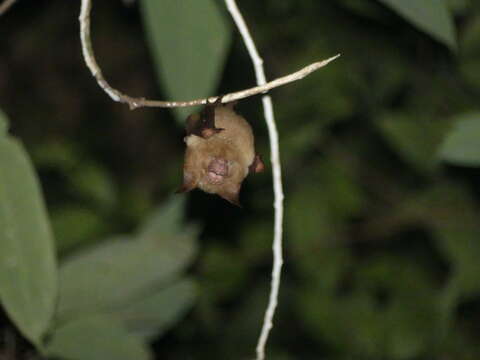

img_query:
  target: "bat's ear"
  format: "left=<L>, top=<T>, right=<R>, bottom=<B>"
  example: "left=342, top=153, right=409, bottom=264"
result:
left=185, top=113, right=201, bottom=136
left=186, top=102, right=224, bottom=139
left=176, top=171, right=197, bottom=193
left=249, top=154, right=265, bottom=174
left=218, top=184, right=242, bottom=207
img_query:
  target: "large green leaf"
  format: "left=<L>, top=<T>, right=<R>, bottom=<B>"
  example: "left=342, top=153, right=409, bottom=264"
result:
left=137, top=196, right=192, bottom=240
left=31, top=140, right=79, bottom=171
left=438, top=113, right=480, bottom=166
left=114, top=277, right=197, bottom=340
left=52, top=206, right=107, bottom=254
left=57, top=233, right=196, bottom=322
left=141, top=0, right=232, bottom=122
left=46, top=315, right=151, bottom=360
left=69, top=162, right=117, bottom=211
left=0, top=114, right=57, bottom=346
left=377, top=0, right=457, bottom=50
left=377, top=112, right=450, bottom=172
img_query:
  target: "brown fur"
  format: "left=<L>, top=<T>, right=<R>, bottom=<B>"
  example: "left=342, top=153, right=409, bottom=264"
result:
left=179, top=103, right=262, bottom=206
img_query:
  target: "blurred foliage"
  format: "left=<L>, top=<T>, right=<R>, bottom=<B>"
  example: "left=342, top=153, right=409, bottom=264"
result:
left=0, top=111, right=57, bottom=347
left=377, top=0, right=457, bottom=50
left=1, top=0, right=480, bottom=360
left=439, top=112, right=480, bottom=166
left=47, top=197, right=198, bottom=359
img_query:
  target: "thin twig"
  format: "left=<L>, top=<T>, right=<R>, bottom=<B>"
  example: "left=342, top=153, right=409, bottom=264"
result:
left=79, top=0, right=339, bottom=110
left=224, top=1, right=284, bottom=359
left=0, top=0, right=17, bottom=16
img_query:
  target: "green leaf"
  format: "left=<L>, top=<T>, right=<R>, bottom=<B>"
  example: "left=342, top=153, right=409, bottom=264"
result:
left=0, top=125, right=57, bottom=346
left=447, top=0, right=471, bottom=15
left=137, top=196, right=191, bottom=241
left=31, top=141, right=78, bottom=171
left=141, top=0, right=232, bottom=122
left=377, top=112, right=450, bottom=172
left=52, top=206, right=107, bottom=254
left=57, top=233, right=197, bottom=322
left=46, top=315, right=151, bottom=360
left=115, top=278, right=197, bottom=340
left=69, top=163, right=117, bottom=211
left=378, top=0, right=457, bottom=50
left=438, top=113, right=480, bottom=166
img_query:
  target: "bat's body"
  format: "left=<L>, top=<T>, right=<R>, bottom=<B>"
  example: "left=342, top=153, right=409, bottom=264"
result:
left=178, top=102, right=264, bottom=206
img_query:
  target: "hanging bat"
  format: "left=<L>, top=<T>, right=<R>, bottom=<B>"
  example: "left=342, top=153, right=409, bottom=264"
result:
left=177, top=100, right=264, bottom=206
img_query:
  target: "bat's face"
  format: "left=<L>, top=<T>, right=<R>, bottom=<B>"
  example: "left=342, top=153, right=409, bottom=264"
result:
left=178, top=101, right=264, bottom=206
left=207, top=157, right=229, bottom=185
left=180, top=135, right=246, bottom=206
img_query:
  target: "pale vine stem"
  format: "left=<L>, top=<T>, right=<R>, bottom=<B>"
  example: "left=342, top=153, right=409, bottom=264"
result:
left=79, top=0, right=338, bottom=110
left=78, top=0, right=338, bottom=359
left=0, top=0, right=17, bottom=16
left=224, top=1, right=282, bottom=359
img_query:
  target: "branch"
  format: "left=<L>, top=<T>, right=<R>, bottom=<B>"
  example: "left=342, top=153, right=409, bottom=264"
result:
left=79, top=0, right=339, bottom=110
left=224, top=1, right=286, bottom=359
left=0, top=0, right=17, bottom=16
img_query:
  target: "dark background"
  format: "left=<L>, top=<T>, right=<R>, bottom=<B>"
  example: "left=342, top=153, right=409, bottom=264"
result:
left=2, top=0, right=480, bottom=359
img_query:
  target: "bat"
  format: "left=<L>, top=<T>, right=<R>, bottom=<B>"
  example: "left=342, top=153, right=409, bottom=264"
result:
left=177, top=100, right=264, bottom=206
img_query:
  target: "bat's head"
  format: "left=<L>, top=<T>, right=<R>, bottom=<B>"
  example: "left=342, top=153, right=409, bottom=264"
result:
left=177, top=136, right=246, bottom=206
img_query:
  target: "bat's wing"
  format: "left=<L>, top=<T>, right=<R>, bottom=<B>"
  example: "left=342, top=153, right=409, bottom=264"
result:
left=176, top=171, right=197, bottom=193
